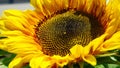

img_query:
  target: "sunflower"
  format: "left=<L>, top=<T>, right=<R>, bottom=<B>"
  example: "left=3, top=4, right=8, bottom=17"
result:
left=0, top=0, right=120, bottom=68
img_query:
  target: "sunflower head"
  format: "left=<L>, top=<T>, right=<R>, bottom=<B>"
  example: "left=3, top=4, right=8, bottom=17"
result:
left=0, top=0, right=120, bottom=68
left=36, top=10, right=104, bottom=56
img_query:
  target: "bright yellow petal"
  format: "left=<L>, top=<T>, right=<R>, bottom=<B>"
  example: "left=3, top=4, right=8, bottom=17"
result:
left=3, top=9, right=39, bottom=24
left=4, top=16, right=28, bottom=30
left=82, top=54, right=96, bottom=66
left=9, top=53, right=42, bottom=68
left=24, top=10, right=41, bottom=20
left=103, top=0, right=120, bottom=38
left=0, top=30, right=25, bottom=36
left=30, top=56, right=55, bottom=68
left=24, top=10, right=40, bottom=25
left=0, top=20, right=9, bottom=31
left=105, top=18, right=119, bottom=38
left=100, top=31, right=120, bottom=51
left=84, top=34, right=107, bottom=55
left=31, top=0, right=69, bottom=17
left=70, top=44, right=83, bottom=59
left=3, top=9, right=24, bottom=17
left=9, top=57, right=23, bottom=68
left=0, top=36, right=41, bottom=54
left=1, top=10, right=38, bottom=36
left=52, top=55, right=70, bottom=67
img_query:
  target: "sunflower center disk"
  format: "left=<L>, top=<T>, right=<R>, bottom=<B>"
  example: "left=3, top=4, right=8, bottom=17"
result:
left=36, top=11, right=104, bottom=56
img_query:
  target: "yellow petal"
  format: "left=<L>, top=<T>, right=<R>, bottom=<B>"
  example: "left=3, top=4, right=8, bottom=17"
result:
left=0, top=36, right=41, bottom=54
left=100, top=31, right=120, bottom=51
left=9, top=57, right=23, bottom=68
left=30, top=56, right=55, bottom=68
left=31, top=0, right=69, bottom=17
left=84, top=34, right=107, bottom=55
left=4, top=16, right=32, bottom=35
left=83, top=0, right=93, bottom=13
left=3, top=10, right=24, bottom=17
left=3, top=9, right=39, bottom=26
left=76, top=0, right=86, bottom=10
left=52, top=55, right=70, bottom=67
left=24, top=10, right=39, bottom=25
left=9, top=53, right=40, bottom=68
left=104, top=0, right=120, bottom=38
left=82, top=55, right=96, bottom=66
left=0, top=30, right=25, bottom=37
left=0, top=20, right=9, bottom=31
left=70, top=44, right=83, bottom=58
left=1, top=9, right=39, bottom=36
left=105, top=18, right=119, bottom=38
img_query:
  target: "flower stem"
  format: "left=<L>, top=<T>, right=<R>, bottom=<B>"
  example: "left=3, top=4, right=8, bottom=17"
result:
left=79, top=62, right=84, bottom=68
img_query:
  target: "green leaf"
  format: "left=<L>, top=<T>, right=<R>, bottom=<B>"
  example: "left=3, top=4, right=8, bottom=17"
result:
left=0, top=50, right=12, bottom=59
left=95, top=65, right=105, bottom=68
left=113, top=50, right=120, bottom=62
left=0, top=50, right=10, bottom=56
left=97, top=56, right=120, bottom=64
left=2, top=54, right=16, bottom=66
left=84, top=62, right=94, bottom=68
